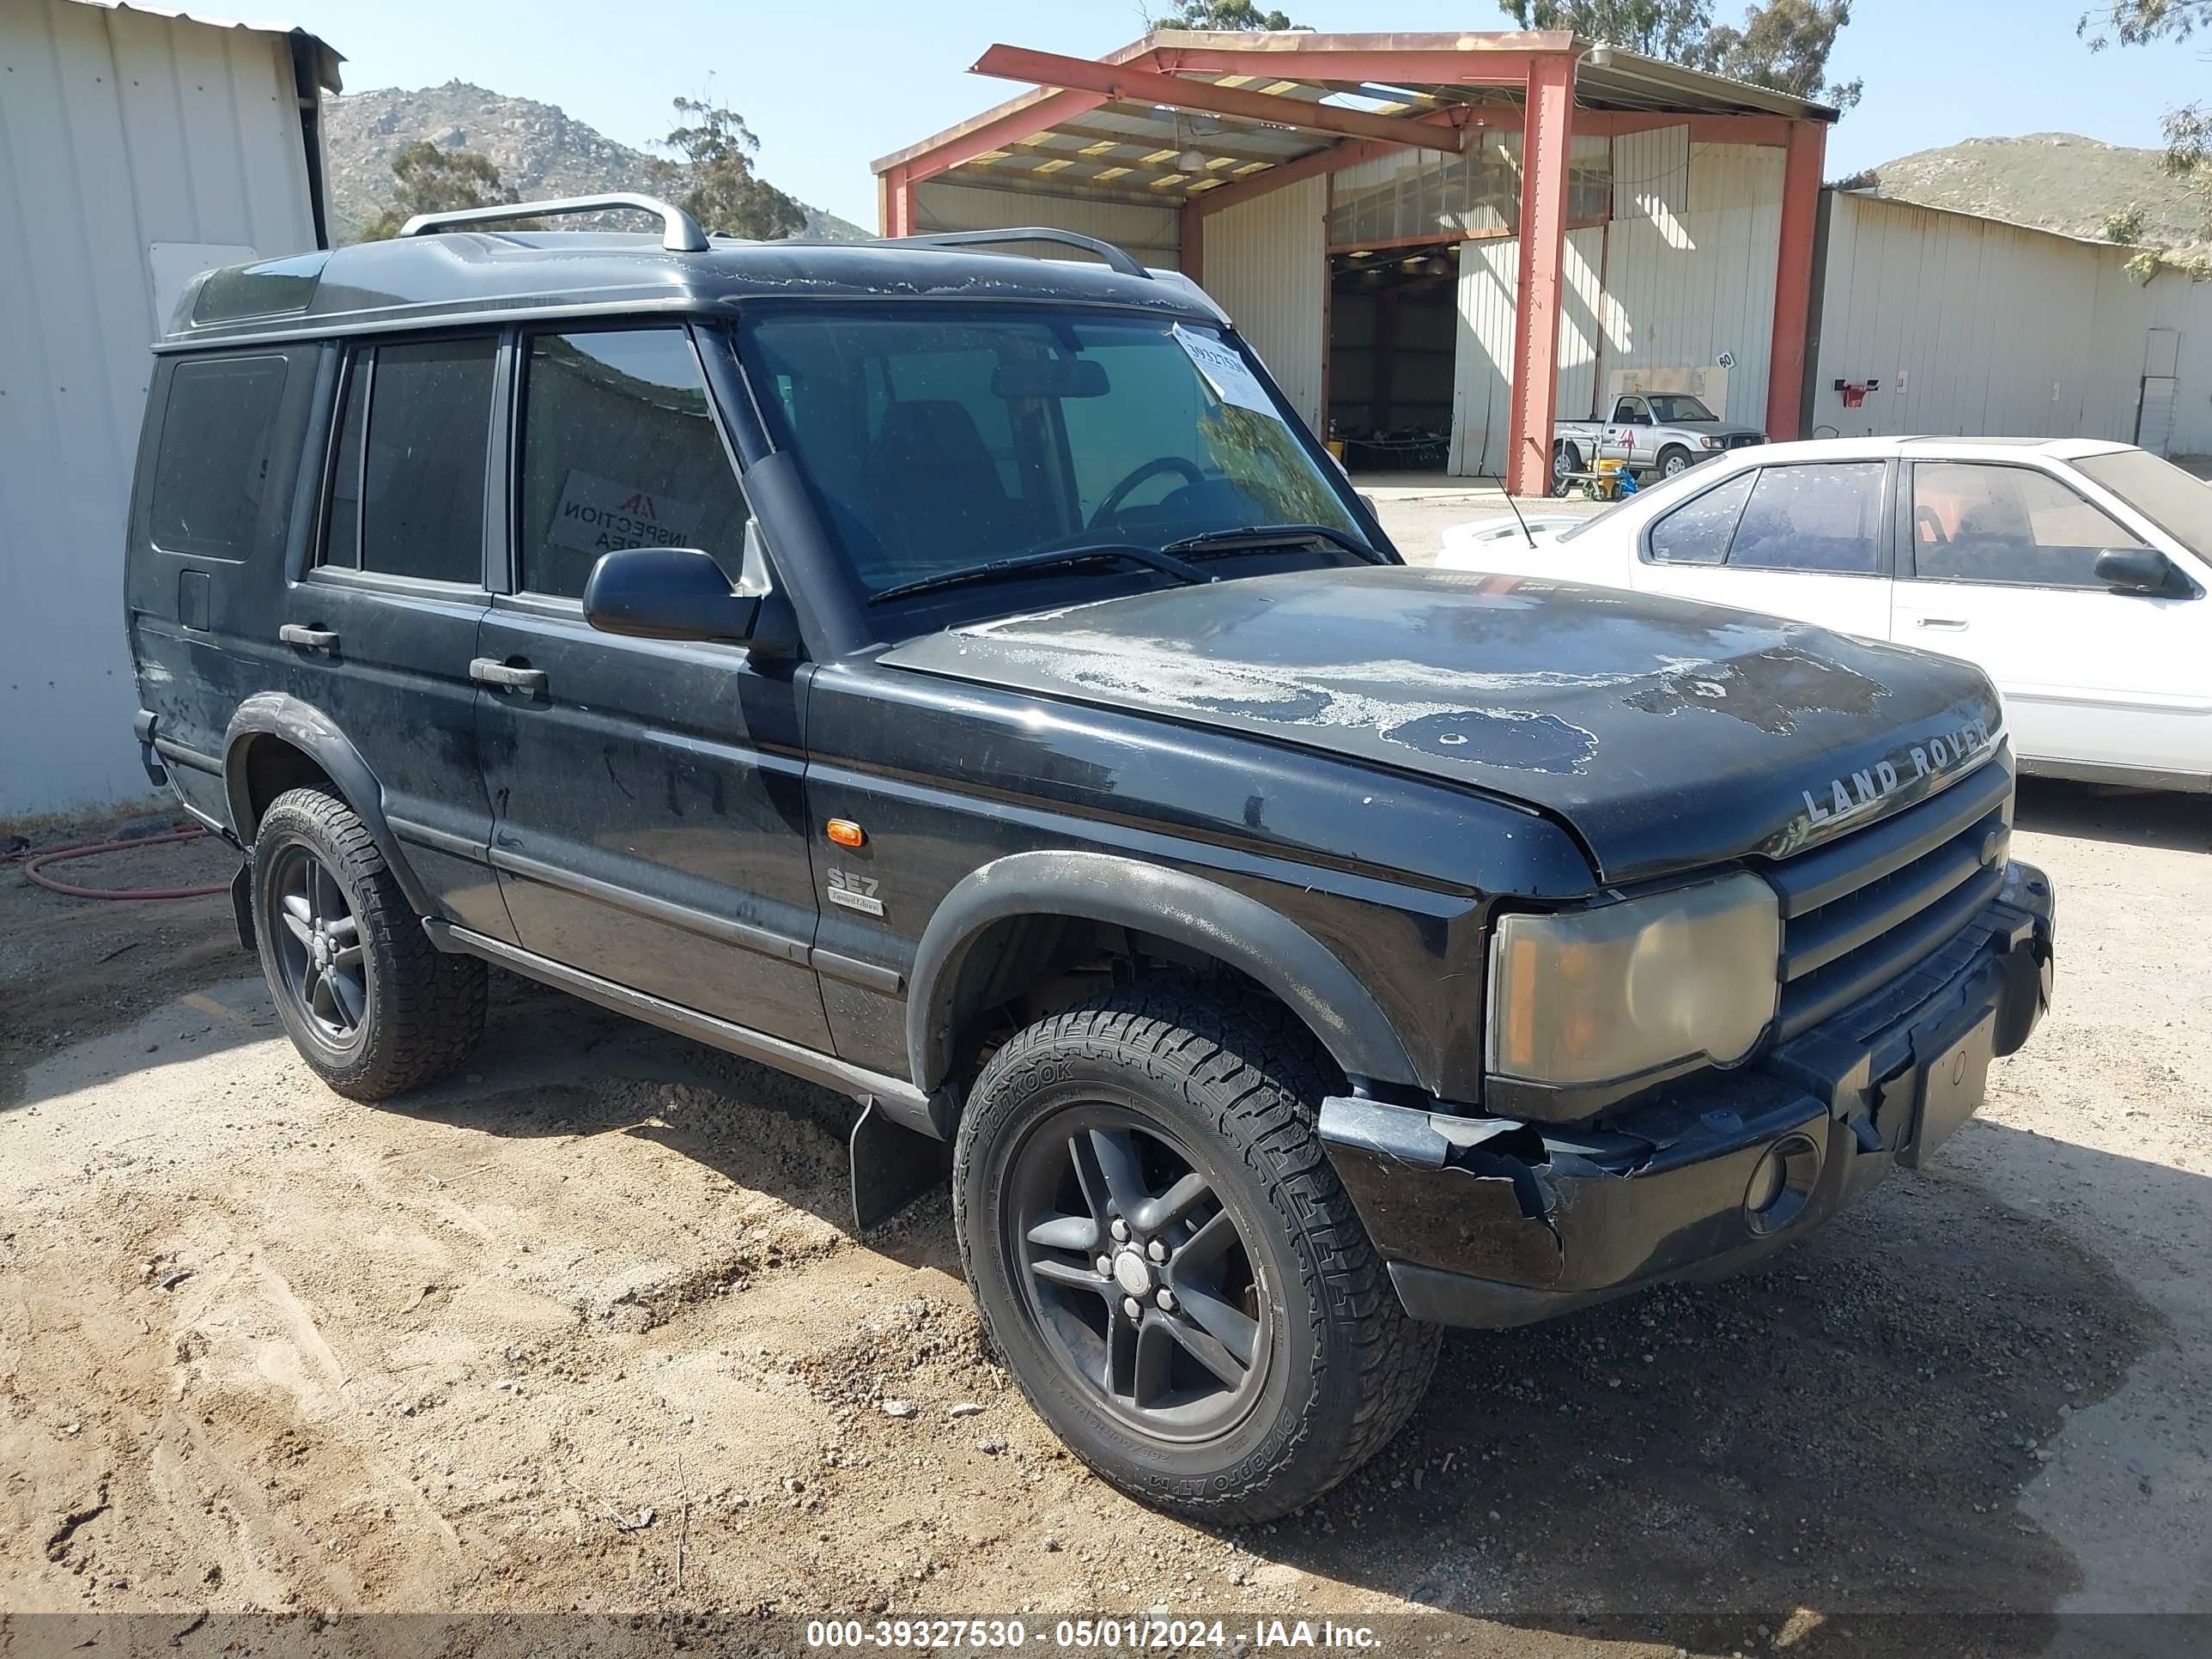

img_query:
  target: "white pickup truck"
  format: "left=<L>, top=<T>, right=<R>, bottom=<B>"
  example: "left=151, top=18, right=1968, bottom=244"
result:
left=1553, top=392, right=1765, bottom=493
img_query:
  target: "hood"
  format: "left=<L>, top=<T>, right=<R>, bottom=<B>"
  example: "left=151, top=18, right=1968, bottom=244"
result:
left=1674, top=420, right=1763, bottom=435
left=879, top=567, right=2005, bottom=886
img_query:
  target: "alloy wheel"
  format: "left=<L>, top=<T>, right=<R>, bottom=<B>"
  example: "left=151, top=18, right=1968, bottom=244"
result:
left=1007, top=1105, right=1272, bottom=1442
left=269, top=843, right=368, bottom=1045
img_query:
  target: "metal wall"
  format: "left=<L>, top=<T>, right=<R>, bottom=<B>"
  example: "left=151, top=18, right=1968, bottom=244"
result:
left=1201, top=175, right=1328, bottom=430
left=910, top=179, right=1181, bottom=271
left=1449, top=134, right=1783, bottom=476
left=0, top=0, right=324, bottom=821
left=1812, top=191, right=2212, bottom=453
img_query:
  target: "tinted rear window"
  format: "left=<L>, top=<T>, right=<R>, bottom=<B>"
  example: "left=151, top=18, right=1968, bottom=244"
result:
left=150, top=354, right=290, bottom=558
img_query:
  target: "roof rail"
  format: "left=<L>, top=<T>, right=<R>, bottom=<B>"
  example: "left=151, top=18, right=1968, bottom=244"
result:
left=877, top=227, right=1151, bottom=280
left=398, top=193, right=710, bottom=253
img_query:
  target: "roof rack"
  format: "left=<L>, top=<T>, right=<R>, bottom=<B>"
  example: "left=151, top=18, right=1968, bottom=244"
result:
left=874, top=227, right=1151, bottom=280
left=398, top=193, right=710, bottom=253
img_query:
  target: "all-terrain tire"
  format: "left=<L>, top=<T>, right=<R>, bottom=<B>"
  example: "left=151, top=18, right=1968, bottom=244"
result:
left=251, top=787, right=485, bottom=1101
left=953, top=981, right=1440, bottom=1524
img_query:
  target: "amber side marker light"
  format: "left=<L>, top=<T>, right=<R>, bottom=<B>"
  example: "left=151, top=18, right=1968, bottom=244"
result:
left=825, top=818, right=866, bottom=848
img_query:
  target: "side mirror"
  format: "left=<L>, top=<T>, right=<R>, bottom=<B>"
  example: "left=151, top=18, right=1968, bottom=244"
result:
left=584, top=547, right=759, bottom=642
left=1358, top=491, right=1381, bottom=520
left=2094, top=546, right=2184, bottom=597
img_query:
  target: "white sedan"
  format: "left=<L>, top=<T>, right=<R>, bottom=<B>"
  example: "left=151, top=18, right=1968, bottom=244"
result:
left=1437, top=435, right=2212, bottom=793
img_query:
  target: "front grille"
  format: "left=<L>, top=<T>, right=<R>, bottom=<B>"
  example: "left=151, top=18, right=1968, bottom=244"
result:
left=1727, top=434, right=1765, bottom=449
left=1765, top=758, right=2013, bottom=1042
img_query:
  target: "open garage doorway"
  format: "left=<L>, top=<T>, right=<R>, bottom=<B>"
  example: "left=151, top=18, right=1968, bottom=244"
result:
left=1327, top=246, right=1458, bottom=472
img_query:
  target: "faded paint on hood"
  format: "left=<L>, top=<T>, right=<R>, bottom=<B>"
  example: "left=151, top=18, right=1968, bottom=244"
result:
left=879, top=566, right=2005, bottom=885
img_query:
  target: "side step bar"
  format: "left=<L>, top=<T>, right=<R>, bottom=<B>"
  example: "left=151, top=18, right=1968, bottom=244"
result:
left=424, top=919, right=945, bottom=1136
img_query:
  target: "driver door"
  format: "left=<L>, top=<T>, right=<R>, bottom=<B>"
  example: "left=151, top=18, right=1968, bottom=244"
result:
left=1599, top=396, right=1648, bottom=468
left=1892, top=459, right=2212, bottom=775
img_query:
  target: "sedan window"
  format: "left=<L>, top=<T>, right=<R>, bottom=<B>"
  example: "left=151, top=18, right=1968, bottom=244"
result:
left=1911, top=463, right=2145, bottom=589
left=1728, top=463, right=1885, bottom=574
left=1646, top=471, right=1753, bottom=564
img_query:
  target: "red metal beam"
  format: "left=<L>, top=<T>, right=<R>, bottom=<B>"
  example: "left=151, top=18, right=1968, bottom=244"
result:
left=1507, top=53, right=1575, bottom=498
left=1152, top=45, right=1549, bottom=88
left=1765, top=118, right=1827, bottom=441
left=878, top=164, right=915, bottom=236
left=969, top=44, right=1471, bottom=155
left=1191, top=106, right=1487, bottom=221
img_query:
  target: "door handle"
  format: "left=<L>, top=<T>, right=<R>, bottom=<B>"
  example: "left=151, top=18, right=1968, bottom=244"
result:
left=1913, top=617, right=1968, bottom=631
left=470, top=657, right=548, bottom=695
left=279, top=623, right=340, bottom=651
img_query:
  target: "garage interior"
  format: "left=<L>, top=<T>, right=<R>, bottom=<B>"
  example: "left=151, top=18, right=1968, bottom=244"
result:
left=1327, top=246, right=1457, bottom=471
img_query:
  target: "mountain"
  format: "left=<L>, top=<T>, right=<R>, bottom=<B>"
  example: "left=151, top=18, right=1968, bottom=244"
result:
left=1857, top=131, right=2205, bottom=252
left=321, top=81, right=870, bottom=245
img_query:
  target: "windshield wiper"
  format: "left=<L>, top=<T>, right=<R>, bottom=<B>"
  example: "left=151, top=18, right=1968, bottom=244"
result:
left=866, top=544, right=1212, bottom=606
left=1160, top=524, right=1385, bottom=563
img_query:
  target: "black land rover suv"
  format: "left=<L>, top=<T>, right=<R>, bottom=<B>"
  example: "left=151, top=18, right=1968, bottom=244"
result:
left=125, top=197, right=2055, bottom=1523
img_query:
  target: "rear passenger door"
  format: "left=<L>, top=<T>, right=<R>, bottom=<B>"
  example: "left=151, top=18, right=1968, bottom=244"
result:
left=474, top=323, right=830, bottom=1048
left=1634, top=460, right=1894, bottom=641
left=289, top=335, right=510, bottom=939
left=1893, top=459, right=2210, bottom=774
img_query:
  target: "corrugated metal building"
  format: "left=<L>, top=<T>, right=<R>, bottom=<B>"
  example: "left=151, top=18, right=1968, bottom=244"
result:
left=1808, top=189, right=2212, bottom=457
left=877, top=32, right=1836, bottom=497
left=0, top=0, right=339, bottom=821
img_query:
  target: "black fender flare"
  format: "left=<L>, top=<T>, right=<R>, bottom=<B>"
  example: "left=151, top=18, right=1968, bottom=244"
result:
left=907, top=851, right=1421, bottom=1096
left=222, top=693, right=435, bottom=917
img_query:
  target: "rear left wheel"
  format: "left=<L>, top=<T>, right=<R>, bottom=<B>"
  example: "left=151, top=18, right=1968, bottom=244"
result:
left=251, top=787, right=485, bottom=1100
left=953, top=983, right=1439, bottom=1523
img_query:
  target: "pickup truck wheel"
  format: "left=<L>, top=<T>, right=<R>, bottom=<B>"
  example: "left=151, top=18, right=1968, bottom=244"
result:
left=1550, top=442, right=1582, bottom=496
left=953, top=984, right=1440, bottom=1523
left=1657, top=444, right=1692, bottom=478
left=251, top=787, right=486, bottom=1101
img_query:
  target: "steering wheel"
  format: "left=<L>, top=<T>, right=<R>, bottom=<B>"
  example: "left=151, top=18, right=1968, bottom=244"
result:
left=1913, top=505, right=1950, bottom=545
left=1090, top=455, right=1206, bottom=526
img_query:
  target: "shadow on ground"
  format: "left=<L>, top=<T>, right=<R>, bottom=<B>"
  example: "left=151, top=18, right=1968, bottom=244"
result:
left=2015, top=777, right=2212, bottom=854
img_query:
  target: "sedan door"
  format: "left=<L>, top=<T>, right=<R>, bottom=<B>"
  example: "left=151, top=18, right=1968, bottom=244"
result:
left=1632, top=459, right=1895, bottom=642
left=1892, top=459, right=2212, bottom=779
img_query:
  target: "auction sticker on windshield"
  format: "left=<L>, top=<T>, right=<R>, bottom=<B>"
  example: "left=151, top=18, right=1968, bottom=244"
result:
left=1172, top=325, right=1280, bottom=419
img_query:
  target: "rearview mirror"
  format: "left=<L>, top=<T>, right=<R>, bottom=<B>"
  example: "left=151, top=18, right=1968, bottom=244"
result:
left=2094, top=546, right=2185, bottom=597
left=584, top=547, right=759, bottom=643
left=991, top=359, right=1109, bottom=399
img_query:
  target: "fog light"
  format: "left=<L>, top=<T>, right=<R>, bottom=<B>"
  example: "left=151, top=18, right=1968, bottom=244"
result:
left=1743, top=1133, right=1820, bottom=1237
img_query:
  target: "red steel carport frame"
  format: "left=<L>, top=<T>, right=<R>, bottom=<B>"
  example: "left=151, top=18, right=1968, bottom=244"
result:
left=874, top=32, right=1833, bottom=496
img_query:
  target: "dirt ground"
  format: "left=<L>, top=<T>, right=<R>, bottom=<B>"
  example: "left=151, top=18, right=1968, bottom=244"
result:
left=3, top=788, right=2209, bottom=1655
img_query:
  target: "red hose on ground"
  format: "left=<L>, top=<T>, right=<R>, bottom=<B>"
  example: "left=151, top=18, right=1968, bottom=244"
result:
left=10, top=826, right=231, bottom=900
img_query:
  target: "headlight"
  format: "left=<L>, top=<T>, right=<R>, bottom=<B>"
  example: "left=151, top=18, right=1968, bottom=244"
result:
left=1486, top=872, right=1780, bottom=1086
left=1698, top=435, right=1722, bottom=448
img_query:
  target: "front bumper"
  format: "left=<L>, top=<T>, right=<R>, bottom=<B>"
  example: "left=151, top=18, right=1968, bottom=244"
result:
left=1321, top=860, right=2056, bottom=1330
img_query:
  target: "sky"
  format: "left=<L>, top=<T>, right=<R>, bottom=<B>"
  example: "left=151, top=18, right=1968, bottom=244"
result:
left=273, top=0, right=2212, bottom=228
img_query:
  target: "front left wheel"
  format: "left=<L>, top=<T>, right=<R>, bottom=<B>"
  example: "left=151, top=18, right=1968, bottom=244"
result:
left=251, top=787, right=485, bottom=1100
left=953, top=983, right=1439, bottom=1524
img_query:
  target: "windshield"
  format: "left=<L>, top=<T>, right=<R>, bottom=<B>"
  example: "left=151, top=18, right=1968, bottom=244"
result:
left=1644, top=395, right=1717, bottom=422
left=2075, top=447, right=2212, bottom=561
left=737, top=307, right=1368, bottom=599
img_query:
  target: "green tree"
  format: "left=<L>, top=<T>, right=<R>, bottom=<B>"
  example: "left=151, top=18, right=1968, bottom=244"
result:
left=356, top=140, right=516, bottom=241
left=1151, top=1, right=1304, bottom=27
left=2105, top=203, right=2148, bottom=242
left=659, top=96, right=805, bottom=241
left=1497, top=1, right=1717, bottom=62
left=1498, top=0, right=1862, bottom=111
left=2085, top=1, right=2212, bottom=270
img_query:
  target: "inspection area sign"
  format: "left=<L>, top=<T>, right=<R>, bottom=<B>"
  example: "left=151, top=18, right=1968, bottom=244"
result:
left=548, top=470, right=704, bottom=555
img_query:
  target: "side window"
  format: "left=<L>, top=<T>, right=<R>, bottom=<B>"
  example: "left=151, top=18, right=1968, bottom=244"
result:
left=1911, top=463, right=2147, bottom=588
left=1727, top=462, right=1885, bottom=574
left=1612, top=397, right=1645, bottom=424
left=320, top=337, right=495, bottom=583
left=1647, top=471, right=1754, bottom=564
left=150, top=354, right=290, bottom=559
left=517, top=327, right=748, bottom=600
